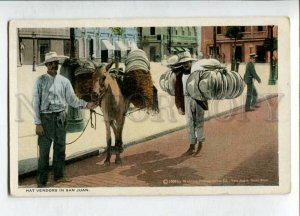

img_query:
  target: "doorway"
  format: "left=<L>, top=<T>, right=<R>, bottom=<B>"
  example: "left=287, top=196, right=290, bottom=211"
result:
left=150, top=46, right=156, bottom=62
left=89, top=39, right=94, bottom=60
left=101, top=50, right=108, bottom=62
left=234, top=45, right=242, bottom=62
left=256, top=46, right=265, bottom=63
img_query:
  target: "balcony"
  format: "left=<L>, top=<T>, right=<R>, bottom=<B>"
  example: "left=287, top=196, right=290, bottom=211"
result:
left=143, top=35, right=160, bottom=43
left=142, top=35, right=197, bottom=44
left=172, top=35, right=197, bottom=43
left=216, top=31, right=269, bottom=42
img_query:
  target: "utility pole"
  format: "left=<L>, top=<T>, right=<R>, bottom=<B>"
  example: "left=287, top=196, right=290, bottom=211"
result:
left=268, top=25, right=276, bottom=85
left=64, top=27, right=85, bottom=133
left=168, top=27, right=172, bottom=54
left=32, top=32, right=36, bottom=72
left=213, top=26, right=217, bottom=59
left=70, top=28, right=75, bottom=58
left=160, top=33, right=164, bottom=61
left=111, top=27, right=124, bottom=70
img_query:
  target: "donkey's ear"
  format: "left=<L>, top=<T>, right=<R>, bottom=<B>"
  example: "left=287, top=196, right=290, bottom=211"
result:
left=106, top=61, right=114, bottom=71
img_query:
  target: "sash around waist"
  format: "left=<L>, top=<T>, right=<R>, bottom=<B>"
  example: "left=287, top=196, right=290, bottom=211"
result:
left=40, top=110, right=65, bottom=115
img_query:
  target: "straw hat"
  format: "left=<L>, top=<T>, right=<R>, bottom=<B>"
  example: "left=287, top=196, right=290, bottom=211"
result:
left=163, top=55, right=182, bottom=70
left=164, top=55, right=179, bottom=66
left=178, top=51, right=197, bottom=63
left=249, top=53, right=258, bottom=58
left=39, top=51, right=69, bottom=66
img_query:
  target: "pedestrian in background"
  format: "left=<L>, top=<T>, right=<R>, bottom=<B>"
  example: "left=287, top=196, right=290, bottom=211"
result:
left=32, top=51, right=96, bottom=188
left=244, top=53, right=261, bottom=112
left=19, top=42, right=25, bottom=66
left=177, top=52, right=208, bottom=156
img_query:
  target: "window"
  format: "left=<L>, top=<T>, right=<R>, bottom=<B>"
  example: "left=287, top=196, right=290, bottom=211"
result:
left=209, top=46, right=220, bottom=56
left=240, top=26, right=245, bottom=32
left=188, top=27, right=191, bottom=36
left=217, top=26, right=222, bottom=34
left=257, top=26, right=264, bottom=31
left=64, top=40, right=71, bottom=56
left=137, top=27, right=142, bottom=36
left=150, top=27, right=155, bottom=35
left=38, top=39, right=50, bottom=63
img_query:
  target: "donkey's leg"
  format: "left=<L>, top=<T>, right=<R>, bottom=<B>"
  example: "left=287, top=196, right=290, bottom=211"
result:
left=111, top=121, right=117, bottom=147
left=118, top=116, right=126, bottom=153
left=119, top=100, right=130, bottom=153
left=115, top=117, right=126, bottom=165
left=114, top=126, right=122, bottom=165
left=104, top=120, right=112, bottom=166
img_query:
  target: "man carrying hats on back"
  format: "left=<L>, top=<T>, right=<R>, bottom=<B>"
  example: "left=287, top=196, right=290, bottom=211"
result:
left=32, top=51, right=96, bottom=187
left=165, top=54, right=186, bottom=115
left=244, top=53, right=261, bottom=112
left=176, top=51, right=208, bottom=156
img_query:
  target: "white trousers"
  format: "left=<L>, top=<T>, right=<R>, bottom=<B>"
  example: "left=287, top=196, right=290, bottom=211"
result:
left=184, top=96, right=205, bottom=144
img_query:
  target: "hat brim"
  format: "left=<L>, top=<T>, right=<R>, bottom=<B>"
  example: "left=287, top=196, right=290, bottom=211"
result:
left=163, top=61, right=183, bottom=69
left=249, top=55, right=258, bottom=58
left=168, top=64, right=183, bottom=70
left=178, top=57, right=197, bottom=63
left=162, top=60, right=182, bottom=68
left=38, top=56, right=69, bottom=66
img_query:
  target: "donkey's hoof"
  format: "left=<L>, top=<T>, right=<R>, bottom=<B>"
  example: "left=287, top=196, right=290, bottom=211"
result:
left=104, top=160, right=110, bottom=166
left=115, top=158, right=122, bottom=165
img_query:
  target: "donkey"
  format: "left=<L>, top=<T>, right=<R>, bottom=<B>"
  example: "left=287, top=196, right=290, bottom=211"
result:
left=91, top=62, right=130, bottom=166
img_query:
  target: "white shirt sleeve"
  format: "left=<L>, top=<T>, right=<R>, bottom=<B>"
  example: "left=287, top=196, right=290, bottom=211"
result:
left=32, top=78, right=42, bottom=125
left=64, top=79, right=88, bottom=108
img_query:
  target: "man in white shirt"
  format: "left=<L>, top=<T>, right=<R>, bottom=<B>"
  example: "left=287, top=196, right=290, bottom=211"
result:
left=178, top=52, right=208, bottom=156
left=32, top=51, right=96, bottom=187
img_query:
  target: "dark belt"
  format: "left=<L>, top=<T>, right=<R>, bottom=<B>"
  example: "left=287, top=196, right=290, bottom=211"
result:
left=40, top=111, right=64, bottom=117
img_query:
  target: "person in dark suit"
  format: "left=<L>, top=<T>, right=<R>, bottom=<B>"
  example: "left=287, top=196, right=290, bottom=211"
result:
left=243, top=53, right=261, bottom=112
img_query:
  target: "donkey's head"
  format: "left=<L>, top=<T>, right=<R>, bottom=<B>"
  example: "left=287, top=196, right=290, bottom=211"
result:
left=91, top=61, right=114, bottom=102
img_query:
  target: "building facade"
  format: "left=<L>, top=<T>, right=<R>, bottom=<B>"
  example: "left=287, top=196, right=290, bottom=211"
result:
left=141, top=27, right=201, bottom=62
left=17, top=27, right=200, bottom=65
left=74, top=27, right=139, bottom=63
left=17, top=27, right=139, bottom=66
left=201, top=26, right=278, bottom=63
left=18, top=28, right=70, bottom=65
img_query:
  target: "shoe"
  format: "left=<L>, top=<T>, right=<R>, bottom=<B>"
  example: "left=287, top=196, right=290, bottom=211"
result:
left=193, top=142, right=203, bottom=156
left=37, top=183, right=47, bottom=188
left=245, top=108, right=255, bottom=112
left=55, top=177, right=72, bottom=183
left=182, top=144, right=195, bottom=156
left=253, top=105, right=260, bottom=108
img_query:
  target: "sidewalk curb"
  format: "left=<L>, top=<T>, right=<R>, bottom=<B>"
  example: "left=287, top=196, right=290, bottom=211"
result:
left=19, top=93, right=278, bottom=179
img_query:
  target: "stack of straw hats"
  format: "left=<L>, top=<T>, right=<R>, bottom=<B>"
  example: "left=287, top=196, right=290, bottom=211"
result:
left=186, top=59, right=245, bottom=101
left=125, top=49, right=150, bottom=73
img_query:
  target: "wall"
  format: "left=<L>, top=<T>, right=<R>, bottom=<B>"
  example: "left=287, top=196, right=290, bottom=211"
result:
left=21, top=39, right=33, bottom=65
left=50, top=40, right=64, bottom=55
